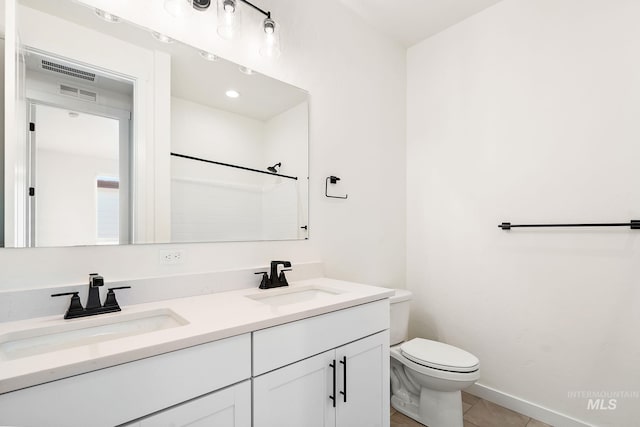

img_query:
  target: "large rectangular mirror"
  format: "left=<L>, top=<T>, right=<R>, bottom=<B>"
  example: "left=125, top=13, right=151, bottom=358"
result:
left=2, top=0, right=309, bottom=248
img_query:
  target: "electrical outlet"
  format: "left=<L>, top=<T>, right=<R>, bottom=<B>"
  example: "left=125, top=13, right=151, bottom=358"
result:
left=159, top=249, right=185, bottom=265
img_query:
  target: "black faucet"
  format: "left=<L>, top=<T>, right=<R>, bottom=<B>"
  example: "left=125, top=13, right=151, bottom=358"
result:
left=86, top=273, right=104, bottom=310
left=51, top=274, right=131, bottom=319
left=255, top=261, right=292, bottom=289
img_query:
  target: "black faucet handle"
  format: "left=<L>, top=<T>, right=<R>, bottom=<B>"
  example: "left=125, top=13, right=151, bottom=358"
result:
left=51, top=291, right=79, bottom=298
left=51, top=292, right=85, bottom=318
left=103, top=286, right=131, bottom=309
left=255, top=272, right=269, bottom=289
left=278, top=270, right=290, bottom=287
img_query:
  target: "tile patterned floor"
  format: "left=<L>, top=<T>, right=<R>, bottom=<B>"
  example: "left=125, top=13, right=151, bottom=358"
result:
left=390, top=391, right=552, bottom=427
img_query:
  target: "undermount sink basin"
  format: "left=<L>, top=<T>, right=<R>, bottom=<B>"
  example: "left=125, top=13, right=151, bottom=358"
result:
left=246, top=285, right=345, bottom=307
left=0, top=308, right=188, bottom=361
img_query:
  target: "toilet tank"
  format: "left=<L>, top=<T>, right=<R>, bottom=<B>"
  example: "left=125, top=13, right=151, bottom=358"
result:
left=389, top=289, right=412, bottom=346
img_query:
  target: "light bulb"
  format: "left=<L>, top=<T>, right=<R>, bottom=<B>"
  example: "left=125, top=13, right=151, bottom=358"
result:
left=164, top=0, right=194, bottom=17
left=225, top=89, right=240, bottom=98
left=223, top=0, right=235, bottom=13
left=217, top=0, right=240, bottom=40
left=263, top=18, right=275, bottom=34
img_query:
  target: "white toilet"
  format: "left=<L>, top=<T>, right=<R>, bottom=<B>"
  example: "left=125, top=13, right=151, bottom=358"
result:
left=389, top=289, right=480, bottom=427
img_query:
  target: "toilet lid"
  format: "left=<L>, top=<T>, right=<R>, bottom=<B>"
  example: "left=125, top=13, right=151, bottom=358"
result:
left=400, top=338, right=479, bottom=373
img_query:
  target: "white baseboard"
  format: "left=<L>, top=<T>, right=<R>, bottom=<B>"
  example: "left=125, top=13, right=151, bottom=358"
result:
left=466, top=383, right=594, bottom=427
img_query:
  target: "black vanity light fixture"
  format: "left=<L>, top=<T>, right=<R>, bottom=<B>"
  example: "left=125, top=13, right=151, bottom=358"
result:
left=267, top=162, right=281, bottom=173
left=164, top=0, right=281, bottom=58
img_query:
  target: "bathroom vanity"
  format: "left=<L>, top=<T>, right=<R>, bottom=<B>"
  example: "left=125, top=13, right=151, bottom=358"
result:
left=0, top=278, right=392, bottom=427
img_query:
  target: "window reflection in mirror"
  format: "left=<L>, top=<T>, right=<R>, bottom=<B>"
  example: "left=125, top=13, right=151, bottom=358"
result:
left=3, top=0, right=309, bottom=248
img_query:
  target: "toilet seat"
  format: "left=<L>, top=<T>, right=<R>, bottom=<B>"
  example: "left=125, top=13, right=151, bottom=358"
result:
left=400, top=338, right=479, bottom=373
left=390, top=345, right=480, bottom=384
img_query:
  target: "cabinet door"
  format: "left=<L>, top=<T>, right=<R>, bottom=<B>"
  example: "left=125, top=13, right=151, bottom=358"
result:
left=253, top=350, right=336, bottom=427
left=135, top=380, right=251, bottom=427
left=336, top=331, right=390, bottom=427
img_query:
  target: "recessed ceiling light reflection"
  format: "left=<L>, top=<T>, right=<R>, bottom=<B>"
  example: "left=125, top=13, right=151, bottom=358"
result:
left=95, top=9, right=121, bottom=23
left=151, top=31, right=174, bottom=43
left=239, top=66, right=254, bottom=75
left=199, top=51, right=219, bottom=61
left=225, top=90, right=240, bottom=98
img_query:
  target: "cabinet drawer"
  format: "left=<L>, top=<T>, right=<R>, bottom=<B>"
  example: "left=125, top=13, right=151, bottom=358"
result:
left=126, top=380, right=251, bottom=427
left=0, top=334, right=251, bottom=427
left=253, top=299, right=389, bottom=375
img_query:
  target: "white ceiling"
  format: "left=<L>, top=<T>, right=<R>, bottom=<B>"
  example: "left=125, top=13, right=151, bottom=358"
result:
left=20, top=0, right=308, bottom=121
left=339, top=0, right=503, bottom=47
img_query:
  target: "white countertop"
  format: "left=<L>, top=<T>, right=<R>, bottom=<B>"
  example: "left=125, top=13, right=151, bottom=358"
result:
left=0, top=278, right=393, bottom=394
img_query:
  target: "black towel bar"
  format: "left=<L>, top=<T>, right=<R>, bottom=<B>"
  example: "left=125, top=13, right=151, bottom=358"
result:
left=499, top=220, right=640, bottom=230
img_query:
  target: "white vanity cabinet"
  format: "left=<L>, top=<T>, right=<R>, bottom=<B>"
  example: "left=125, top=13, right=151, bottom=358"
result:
left=0, top=334, right=251, bottom=427
left=252, top=300, right=390, bottom=427
left=0, top=286, right=392, bottom=427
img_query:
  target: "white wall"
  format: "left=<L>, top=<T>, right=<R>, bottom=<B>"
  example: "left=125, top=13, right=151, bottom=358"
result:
left=171, top=96, right=265, bottom=170
left=264, top=101, right=309, bottom=238
left=406, top=0, right=640, bottom=425
left=0, top=0, right=406, bottom=291
left=264, top=102, right=308, bottom=182
left=260, top=180, right=298, bottom=240
left=37, top=149, right=118, bottom=247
